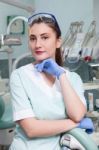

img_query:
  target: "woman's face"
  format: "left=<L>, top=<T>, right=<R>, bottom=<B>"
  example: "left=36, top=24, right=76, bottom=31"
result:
left=29, top=23, right=61, bottom=63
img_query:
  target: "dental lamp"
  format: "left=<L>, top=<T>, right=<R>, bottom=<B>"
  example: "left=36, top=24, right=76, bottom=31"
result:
left=0, top=0, right=35, bottom=13
left=7, top=16, right=28, bottom=34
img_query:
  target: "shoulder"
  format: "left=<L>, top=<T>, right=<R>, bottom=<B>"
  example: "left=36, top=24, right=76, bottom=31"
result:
left=11, top=63, right=33, bottom=76
left=10, top=63, right=34, bottom=83
left=69, top=71, right=82, bottom=82
left=64, top=67, right=84, bottom=87
left=64, top=67, right=82, bottom=80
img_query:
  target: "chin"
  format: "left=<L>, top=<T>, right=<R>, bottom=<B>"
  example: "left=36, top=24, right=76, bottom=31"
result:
left=35, top=56, right=50, bottom=62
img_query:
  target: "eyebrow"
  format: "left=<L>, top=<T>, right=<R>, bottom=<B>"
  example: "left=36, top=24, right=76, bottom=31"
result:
left=29, top=33, right=49, bottom=37
left=41, top=33, right=49, bottom=36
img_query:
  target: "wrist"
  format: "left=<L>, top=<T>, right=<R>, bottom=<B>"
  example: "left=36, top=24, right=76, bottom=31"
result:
left=57, top=68, right=66, bottom=79
left=66, top=119, right=78, bottom=129
left=58, top=71, right=66, bottom=79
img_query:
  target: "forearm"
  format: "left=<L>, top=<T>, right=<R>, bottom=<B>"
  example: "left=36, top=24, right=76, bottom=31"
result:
left=59, top=73, right=86, bottom=122
left=18, top=118, right=78, bottom=138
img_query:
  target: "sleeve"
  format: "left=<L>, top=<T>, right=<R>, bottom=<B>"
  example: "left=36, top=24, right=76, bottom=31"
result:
left=10, top=70, right=35, bottom=121
left=67, top=71, right=87, bottom=106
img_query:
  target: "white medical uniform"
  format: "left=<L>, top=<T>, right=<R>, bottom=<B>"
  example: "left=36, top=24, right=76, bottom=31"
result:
left=9, top=63, right=86, bottom=150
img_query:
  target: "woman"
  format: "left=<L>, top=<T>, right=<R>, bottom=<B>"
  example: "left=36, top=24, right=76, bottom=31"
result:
left=9, top=12, right=87, bottom=150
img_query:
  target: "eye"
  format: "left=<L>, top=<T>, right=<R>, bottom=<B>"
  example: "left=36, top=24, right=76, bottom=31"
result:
left=29, top=36, right=36, bottom=41
left=42, top=36, right=49, bottom=40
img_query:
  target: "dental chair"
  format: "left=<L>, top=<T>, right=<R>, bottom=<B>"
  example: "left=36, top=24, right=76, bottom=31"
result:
left=60, top=128, right=98, bottom=150
left=0, top=95, right=16, bottom=149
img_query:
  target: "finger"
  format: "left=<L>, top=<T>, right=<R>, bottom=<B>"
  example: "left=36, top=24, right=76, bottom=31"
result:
left=35, top=62, right=44, bottom=72
left=34, top=64, right=39, bottom=69
left=44, top=62, right=49, bottom=69
left=34, top=64, right=41, bottom=72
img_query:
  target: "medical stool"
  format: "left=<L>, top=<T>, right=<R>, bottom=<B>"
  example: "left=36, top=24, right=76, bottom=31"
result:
left=0, top=95, right=15, bottom=150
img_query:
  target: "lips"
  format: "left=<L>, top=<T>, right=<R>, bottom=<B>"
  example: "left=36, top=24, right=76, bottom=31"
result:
left=35, top=51, right=45, bottom=55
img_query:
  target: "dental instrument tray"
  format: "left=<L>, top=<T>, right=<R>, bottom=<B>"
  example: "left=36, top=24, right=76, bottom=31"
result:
left=0, top=34, right=22, bottom=46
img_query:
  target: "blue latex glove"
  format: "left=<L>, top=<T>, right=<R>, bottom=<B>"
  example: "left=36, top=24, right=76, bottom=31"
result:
left=34, top=58, right=65, bottom=79
left=78, top=117, right=94, bottom=134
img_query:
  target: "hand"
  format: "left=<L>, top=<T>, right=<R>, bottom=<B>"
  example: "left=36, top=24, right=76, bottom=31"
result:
left=34, top=58, right=65, bottom=79
left=78, top=117, right=94, bottom=134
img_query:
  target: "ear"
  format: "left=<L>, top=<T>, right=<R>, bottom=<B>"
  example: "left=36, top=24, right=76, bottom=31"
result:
left=56, top=37, right=62, bottom=48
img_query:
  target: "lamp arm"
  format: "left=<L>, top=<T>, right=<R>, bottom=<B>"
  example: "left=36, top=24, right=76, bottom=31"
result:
left=0, top=0, right=35, bottom=13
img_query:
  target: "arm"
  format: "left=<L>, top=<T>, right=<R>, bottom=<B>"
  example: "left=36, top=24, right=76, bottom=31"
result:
left=59, top=73, right=87, bottom=122
left=35, top=58, right=87, bottom=122
left=17, top=117, right=78, bottom=138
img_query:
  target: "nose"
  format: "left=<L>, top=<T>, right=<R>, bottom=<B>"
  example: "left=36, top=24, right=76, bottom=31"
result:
left=35, top=38, right=41, bottom=48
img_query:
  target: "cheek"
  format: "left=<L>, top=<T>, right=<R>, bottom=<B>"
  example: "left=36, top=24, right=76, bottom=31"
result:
left=48, top=38, right=57, bottom=48
left=29, top=42, right=35, bottom=51
left=47, top=47, right=56, bottom=56
left=50, top=42, right=57, bottom=52
left=29, top=45, right=35, bottom=56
